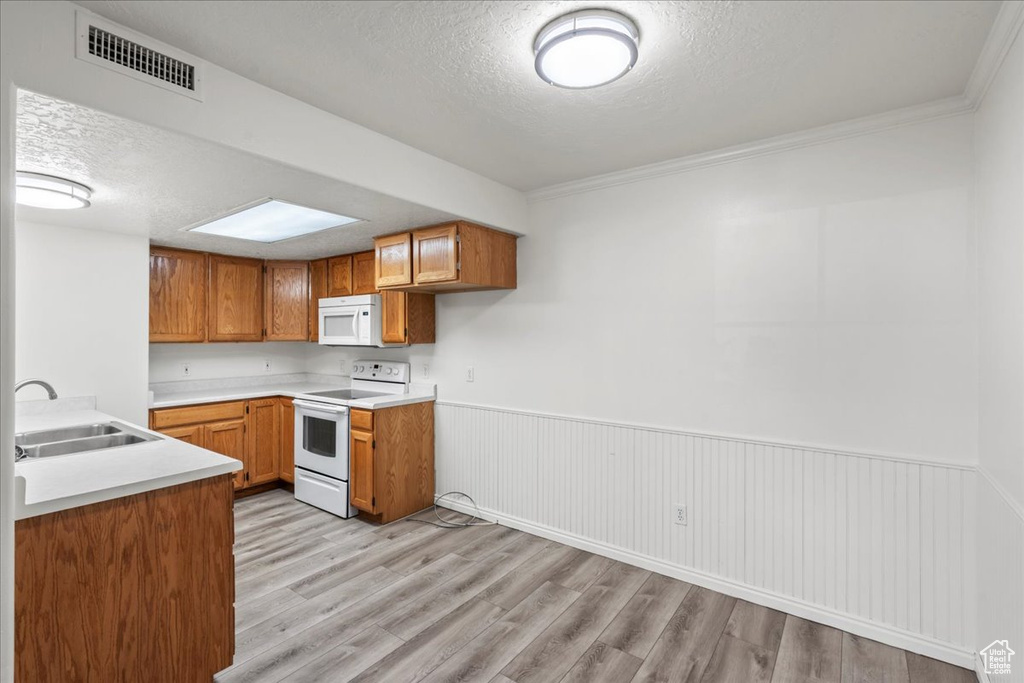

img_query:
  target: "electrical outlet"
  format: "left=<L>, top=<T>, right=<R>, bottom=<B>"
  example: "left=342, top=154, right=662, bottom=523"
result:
left=339, top=359, right=347, bottom=375
left=264, top=359, right=272, bottom=373
left=181, top=363, right=191, bottom=378
left=674, top=504, right=688, bottom=526
left=422, top=363, right=430, bottom=378
left=465, top=366, right=475, bottom=383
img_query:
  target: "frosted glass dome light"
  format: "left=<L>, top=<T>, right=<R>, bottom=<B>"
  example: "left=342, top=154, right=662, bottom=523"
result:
left=534, top=9, right=639, bottom=89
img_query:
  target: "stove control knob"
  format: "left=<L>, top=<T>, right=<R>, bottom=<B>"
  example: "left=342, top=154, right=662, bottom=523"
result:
left=386, top=368, right=394, bottom=375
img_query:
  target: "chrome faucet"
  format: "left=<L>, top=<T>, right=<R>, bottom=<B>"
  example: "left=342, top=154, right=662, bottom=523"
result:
left=15, top=379, right=58, bottom=400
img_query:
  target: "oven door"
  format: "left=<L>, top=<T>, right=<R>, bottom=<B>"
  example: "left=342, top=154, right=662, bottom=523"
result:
left=293, top=399, right=349, bottom=481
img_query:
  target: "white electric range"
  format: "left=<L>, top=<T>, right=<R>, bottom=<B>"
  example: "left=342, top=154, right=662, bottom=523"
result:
left=291, top=360, right=410, bottom=518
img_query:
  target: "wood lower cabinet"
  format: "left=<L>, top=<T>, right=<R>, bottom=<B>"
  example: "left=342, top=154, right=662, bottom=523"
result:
left=247, top=398, right=281, bottom=486
left=15, top=475, right=235, bottom=682
left=203, top=419, right=247, bottom=490
left=149, top=247, right=207, bottom=342
left=309, top=258, right=328, bottom=342
left=151, top=398, right=296, bottom=492
left=381, top=291, right=436, bottom=345
left=208, top=254, right=264, bottom=341
left=348, top=402, right=434, bottom=524
left=279, top=398, right=295, bottom=483
left=265, top=261, right=309, bottom=341
left=349, top=425, right=375, bottom=512
left=375, top=221, right=516, bottom=292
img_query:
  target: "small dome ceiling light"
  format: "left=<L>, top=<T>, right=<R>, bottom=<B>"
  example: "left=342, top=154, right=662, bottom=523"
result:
left=16, top=171, right=92, bottom=209
left=534, top=8, right=639, bottom=89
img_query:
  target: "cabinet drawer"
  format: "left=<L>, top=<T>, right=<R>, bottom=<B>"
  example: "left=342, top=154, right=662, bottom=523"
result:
left=150, top=401, right=246, bottom=429
left=350, top=409, right=373, bottom=431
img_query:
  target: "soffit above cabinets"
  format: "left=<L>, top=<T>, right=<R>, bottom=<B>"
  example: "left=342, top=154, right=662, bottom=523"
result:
left=73, top=0, right=1001, bottom=191
left=15, top=90, right=458, bottom=260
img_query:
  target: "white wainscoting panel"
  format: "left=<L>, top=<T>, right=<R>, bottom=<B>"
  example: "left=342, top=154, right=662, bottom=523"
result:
left=435, top=402, right=975, bottom=667
left=975, top=470, right=1024, bottom=683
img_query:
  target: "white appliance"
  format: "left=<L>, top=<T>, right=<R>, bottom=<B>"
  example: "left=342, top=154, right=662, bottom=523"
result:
left=293, top=360, right=411, bottom=518
left=319, top=294, right=388, bottom=347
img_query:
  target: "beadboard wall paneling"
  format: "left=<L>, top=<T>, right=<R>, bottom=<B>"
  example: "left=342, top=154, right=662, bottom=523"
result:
left=435, top=402, right=974, bottom=667
left=975, top=470, right=1024, bottom=683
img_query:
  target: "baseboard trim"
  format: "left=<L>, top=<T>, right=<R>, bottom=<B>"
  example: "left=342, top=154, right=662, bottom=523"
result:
left=975, top=652, right=991, bottom=683
left=436, top=495, right=977, bottom=670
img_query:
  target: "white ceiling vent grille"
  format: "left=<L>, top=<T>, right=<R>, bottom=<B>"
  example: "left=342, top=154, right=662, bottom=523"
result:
left=75, top=12, right=204, bottom=101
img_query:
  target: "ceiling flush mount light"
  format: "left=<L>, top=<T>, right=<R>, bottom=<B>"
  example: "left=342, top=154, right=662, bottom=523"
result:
left=16, top=171, right=92, bottom=209
left=188, top=198, right=361, bottom=243
left=534, top=8, right=639, bottom=89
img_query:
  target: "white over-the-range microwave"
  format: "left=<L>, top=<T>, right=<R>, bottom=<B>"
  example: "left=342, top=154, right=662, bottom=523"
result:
left=318, top=294, right=399, bottom=347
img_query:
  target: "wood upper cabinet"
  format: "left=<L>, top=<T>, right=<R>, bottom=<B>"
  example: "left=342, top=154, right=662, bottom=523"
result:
left=149, top=247, right=208, bottom=342
left=352, top=250, right=377, bottom=295
left=375, top=233, right=413, bottom=287
left=208, top=254, right=264, bottom=341
left=265, top=260, right=309, bottom=341
left=203, top=419, right=247, bottom=490
left=327, top=255, right=354, bottom=297
left=413, top=224, right=459, bottom=284
left=381, top=291, right=435, bottom=345
left=374, top=222, right=516, bottom=293
left=349, top=426, right=375, bottom=513
left=279, top=398, right=295, bottom=483
left=348, top=402, right=434, bottom=524
left=247, top=398, right=281, bottom=486
left=309, top=258, right=328, bottom=342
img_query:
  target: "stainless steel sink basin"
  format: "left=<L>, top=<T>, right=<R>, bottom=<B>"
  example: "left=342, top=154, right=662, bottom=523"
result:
left=14, top=421, right=161, bottom=461
left=15, top=423, right=121, bottom=446
left=19, top=433, right=150, bottom=459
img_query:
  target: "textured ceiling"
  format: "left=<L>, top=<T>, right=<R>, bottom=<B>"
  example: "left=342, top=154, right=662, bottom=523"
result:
left=15, top=91, right=456, bottom=259
left=73, top=0, right=1000, bottom=191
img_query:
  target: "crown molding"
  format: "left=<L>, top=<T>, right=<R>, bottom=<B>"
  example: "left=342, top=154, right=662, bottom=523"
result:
left=529, top=1, right=1024, bottom=204
left=964, top=0, right=1024, bottom=107
left=526, top=95, right=972, bottom=202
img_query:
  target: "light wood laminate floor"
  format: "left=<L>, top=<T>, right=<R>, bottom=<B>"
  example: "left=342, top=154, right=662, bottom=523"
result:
left=217, top=489, right=975, bottom=683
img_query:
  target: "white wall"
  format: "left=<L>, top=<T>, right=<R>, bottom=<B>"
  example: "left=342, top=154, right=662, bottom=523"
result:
left=310, top=114, right=978, bottom=465
left=974, top=26, right=1023, bottom=683
left=149, top=342, right=310, bottom=384
left=15, top=221, right=149, bottom=425
left=305, top=115, right=982, bottom=665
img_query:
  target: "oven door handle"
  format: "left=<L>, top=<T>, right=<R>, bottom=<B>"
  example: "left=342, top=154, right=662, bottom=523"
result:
left=293, top=399, right=349, bottom=416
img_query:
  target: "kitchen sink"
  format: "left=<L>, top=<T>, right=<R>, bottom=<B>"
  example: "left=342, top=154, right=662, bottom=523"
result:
left=15, top=423, right=121, bottom=447
left=14, top=421, right=161, bottom=461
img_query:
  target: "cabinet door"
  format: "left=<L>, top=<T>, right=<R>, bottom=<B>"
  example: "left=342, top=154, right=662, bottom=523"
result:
left=413, top=224, right=458, bottom=284
left=381, top=290, right=408, bottom=345
left=352, top=251, right=377, bottom=295
left=350, top=428, right=375, bottom=512
left=265, top=261, right=309, bottom=341
left=309, top=259, right=327, bottom=342
left=247, top=398, right=281, bottom=486
left=149, top=248, right=207, bottom=342
left=157, top=425, right=204, bottom=447
left=375, top=233, right=412, bottom=287
left=279, top=398, right=295, bottom=483
left=327, top=255, right=353, bottom=297
left=203, top=419, right=247, bottom=490
left=208, top=255, right=264, bottom=342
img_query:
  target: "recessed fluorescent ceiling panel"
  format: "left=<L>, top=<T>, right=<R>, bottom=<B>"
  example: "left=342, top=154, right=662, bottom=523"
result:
left=188, top=199, right=360, bottom=243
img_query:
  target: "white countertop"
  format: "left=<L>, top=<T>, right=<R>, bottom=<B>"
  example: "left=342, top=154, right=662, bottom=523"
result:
left=14, top=409, right=242, bottom=520
left=150, top=380, right=437, bottom=410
